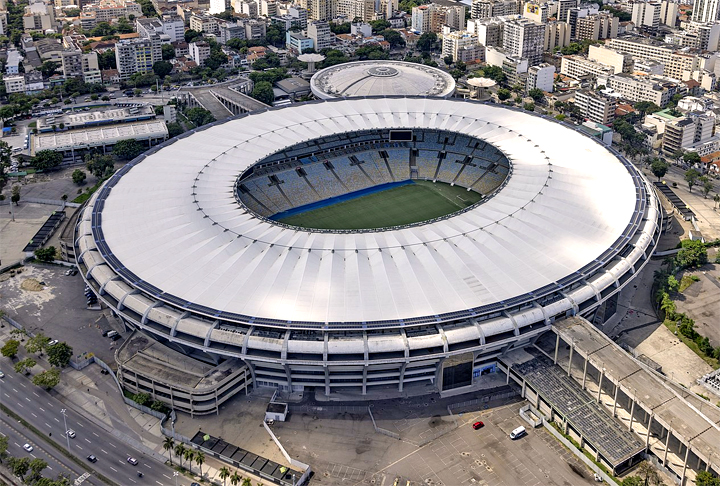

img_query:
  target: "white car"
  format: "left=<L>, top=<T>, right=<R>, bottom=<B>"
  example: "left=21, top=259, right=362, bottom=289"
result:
left=67, top=430, right=76, bottom=439
left=0, top=370, right=4, bottom=378
left=23, top=443, right=33, bottom=452
left=48, top=340, right=59, bottom=346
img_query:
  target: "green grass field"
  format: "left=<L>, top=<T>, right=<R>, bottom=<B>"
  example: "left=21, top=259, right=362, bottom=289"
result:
left=278, top=180, right=482, bottom=230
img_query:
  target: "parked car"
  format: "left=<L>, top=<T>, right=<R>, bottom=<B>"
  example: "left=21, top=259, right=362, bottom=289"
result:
left=23, top=444, right=33, bottom=452
left=509, top=426, right=526, bottom=440
left=472, top=421, right=484, bottom=430
left=48, top=339, right=59, bottom=346
left=110, top=334, right=121, bottom=341
left=87, top=455, right=97, bottom=463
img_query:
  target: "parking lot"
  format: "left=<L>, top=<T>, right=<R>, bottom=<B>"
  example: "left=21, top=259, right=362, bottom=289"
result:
left=0, top=263, right=126, bottom=364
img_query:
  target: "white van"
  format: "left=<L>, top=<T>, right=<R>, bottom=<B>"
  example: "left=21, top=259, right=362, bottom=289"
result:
left=509, top=426, right=526, bottom=440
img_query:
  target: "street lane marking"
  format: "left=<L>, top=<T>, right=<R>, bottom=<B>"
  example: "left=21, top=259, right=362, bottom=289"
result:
left=47, top=402, right=53, bottom=407
left=100, top=449, right=107, bottom=454
left=19, top=383, right=25, bottom=388
left=110, top=467, right=117, bottom=472
left=84, top=439, right=91, bottom=443
left=25, top=397, right=31, bottom=402
left=163, top=474, right=171, bottom=479
left=54, top=418, right=60, bottom=423
left=14, top=443, right=20, bottom=447
left=12, top=388, right=18, bottom=393
left=109, top=443, right=116, bottom=448
left=45, top=423, right=51, bottom=428
left=77, top=423, right=84, bottom=428
left=33, top=393, right=39, bottom=397
left=75, top=444, right=83, bottom=450
left=156, top=482, right=163, bottom=486
left=31, top=413, right=37, bottom=418
left=46, top=466, right=52, bottom=470
left=39, top=407, right=45, bottom=412
left=3, top=393, right=9, bottom=398
left=17, top=403, right=23, bottom=408
left=92, top=432, right=99, bottom=437
left=128, top=478, right=136, bottom=484
left=144, top=464, right=151, bottom=469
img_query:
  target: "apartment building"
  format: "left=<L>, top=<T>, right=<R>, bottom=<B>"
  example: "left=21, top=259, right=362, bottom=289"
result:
left=544, top=20, right=570, bottom=51
left=524, top=2, right=548, bottom=24
left=659, top=0, right=678, bottom=26
left=136, top=15, right=185, bottom=43
left=574, top=89, right=616, bottom=125
left=560, top=55, right=615, bottom=79
left=310, top=0, right=332, bottom=21
left=692, top=0, right=720, bottom=23
left=471, top=0, right=519, bottom=19
left=23, top=1, right=54, bottom=32
left=526, top=63, right=555, bottom=92
left=189, top=13, right=220, bottom=34
left=307, top=19, right=332, bottom=50
left=442, top=31, right=483, bottom=61
left=556, top=0, right=578, bottom=23
left=588, top=44, right=632, bottom=74
left=606, top=37, right=673, bottom=64
left=603, top=73, right=681, bottom=107
left=632, top=1, right=661, bottom=34
left=502, top=17, right=544, bottom=66
left=3, top=74, right=25, bottom=94
left=467, top=18, right=503, bottom=47
left=337, top=0, right=375, bottom=22
left=189, top=40, right=211, bottom=65
left=575, top=12, right=618, bottom=41
left=82, top=0, right=142, bottom=22
left=218, top=20, right=246, bottom=44
left=115, top=35, right=162, bottom=80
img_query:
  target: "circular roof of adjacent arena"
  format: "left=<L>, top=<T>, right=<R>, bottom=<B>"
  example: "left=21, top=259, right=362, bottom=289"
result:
left=310, top=60, right=456, bottom=99
left=91, top=97, right=641, bottom=326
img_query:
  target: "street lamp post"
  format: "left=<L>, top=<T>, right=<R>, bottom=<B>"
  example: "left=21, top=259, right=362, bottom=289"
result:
left=173, top=471, right=179, bottom=486
left=60, top=409, right=70, bottom=452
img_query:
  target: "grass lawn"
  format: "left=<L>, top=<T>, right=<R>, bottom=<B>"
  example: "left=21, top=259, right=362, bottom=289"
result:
left=278, top=180, right=482, bottom=230
left=678, top=275, right=700, bottom=293
left=663, top=318, right=720, bottom=369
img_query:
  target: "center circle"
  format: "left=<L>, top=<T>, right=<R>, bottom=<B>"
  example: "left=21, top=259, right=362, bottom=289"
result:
left=236, top=128, right=511, bottom=231
left=367, top=66, right=400, bottom=77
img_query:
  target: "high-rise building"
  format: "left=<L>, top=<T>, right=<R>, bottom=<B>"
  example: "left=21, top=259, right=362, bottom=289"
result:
left=502, top=17, right=545, bottom=66
left=468, top=18, right=503, bottom=47
left=209, top=0, right=229, bottom=13
left=659, top=0, right=678, bottom=26
left=574, top=89, right=616, bottom=125
left=310, top=0, right=332, bottom=20
left=189, top=40, right=211, bottom=65
left=115, top=35, right=162, bottom=80
left=632, top=1, right=661, bottom=34
left=337, top=0, right=374, bottom=22
left=307, top=19, right=332, bottom=49
left=576, top=12, right=617, bottom=40
left=588, top=44, right=632, bottom=73
left=544, top=20, right=570, bottom=51
left=692, top=0, right=720, bottom=23
left=556, top=0, right=578, bottom=23
left=471, top=0, right=519, bottom=19
left=442, top=30, right=483, bottom=61
left=524, top=2, right=548, bottom=23
left=526, top=63, right=555, bottom=92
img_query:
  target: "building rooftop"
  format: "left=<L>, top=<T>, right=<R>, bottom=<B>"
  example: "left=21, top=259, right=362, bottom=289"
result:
left=310, top=60, right=456, bottom=99
left=33, top=120, right=168, bottom=154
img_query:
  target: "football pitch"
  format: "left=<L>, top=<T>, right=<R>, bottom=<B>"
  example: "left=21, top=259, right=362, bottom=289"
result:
left=277, top=180, right=482, bottom=230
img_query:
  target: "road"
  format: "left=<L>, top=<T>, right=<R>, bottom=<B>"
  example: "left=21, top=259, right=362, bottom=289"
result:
left=0, top=361, right=195, bottom=486
left=1, top=413, right=90, bottom=483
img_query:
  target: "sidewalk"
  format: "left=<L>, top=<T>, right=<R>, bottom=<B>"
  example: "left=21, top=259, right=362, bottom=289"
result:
left=0, top=323, right=275, bottom=486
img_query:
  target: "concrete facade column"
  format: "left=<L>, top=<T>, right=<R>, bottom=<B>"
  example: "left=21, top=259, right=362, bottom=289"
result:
left=612, top=385, right=619, bottom=417
left=681, top=444, right=690, bottom=485
left=582, top=357, right=588, bottom=390
left=645, top=414, right=653, bottom=452
left=663, top=429, right=672, bottom=466
left=362, top=366, right=368, bottom=395
left=596, top=368, right=605, bottom=403
left=628, top=398, right=636, bottom=432
left=398, top=362, right=408, bottom=392
left=567, top=341, right=574, bottom=377
left=522, top=379, right=527, bottom=398
left=554, top=333, right=560, bottom=364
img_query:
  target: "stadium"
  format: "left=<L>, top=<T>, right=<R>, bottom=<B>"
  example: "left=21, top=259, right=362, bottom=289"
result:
left=75, top=97, right=661, bottom=399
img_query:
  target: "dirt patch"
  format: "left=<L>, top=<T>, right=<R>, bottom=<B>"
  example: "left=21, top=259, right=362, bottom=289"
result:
left=568, top=463, right=587, bottom=478
left=428, top=415, right=445, bottom=428
left=20, top=278, right=45, bottom=291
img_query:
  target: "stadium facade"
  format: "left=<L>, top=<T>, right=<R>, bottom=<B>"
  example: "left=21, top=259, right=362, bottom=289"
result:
left=75, top=97, right=661, bottom=398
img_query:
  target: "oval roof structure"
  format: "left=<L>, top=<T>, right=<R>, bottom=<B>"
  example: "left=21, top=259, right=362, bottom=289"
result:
left=310, top=60, right=456, bottom=99
left=88, top=98, right=646, bottom=326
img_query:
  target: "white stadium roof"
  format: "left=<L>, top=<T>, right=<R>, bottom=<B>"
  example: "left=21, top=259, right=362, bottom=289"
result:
left=310, top=61, right=456, bottom=99
left=94, top=98, right=640, bottom=325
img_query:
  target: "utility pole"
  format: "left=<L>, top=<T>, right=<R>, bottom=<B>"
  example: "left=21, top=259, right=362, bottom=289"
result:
left=61, top=409, right=70, bottom=452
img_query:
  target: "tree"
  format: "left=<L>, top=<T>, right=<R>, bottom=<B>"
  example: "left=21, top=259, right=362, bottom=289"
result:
left=27, top=458, right=48, bottom=483
left=167, top=122, right=184, bottom=138
left=676, top=239, right=708, bottom=269
left=241, top=477, right=251, bottom=486
left=1, top=340, right=20, bottom=358
left=621, top=477, right=645, bottom=486
left=133, top=392, right=150, bottom=405
left=116, top=17, right=134, bottom=34
left=528, top=88, right=544, bottom=102
left=70, top=168, right=87, bottom=186
left=98, top=50, right=117, bottom=70
left=153, top=60, right=173, bottom=77
left=702, top=177, right=713, bottom=198
left=183, top=449, right=195, bottom=472
left=443, top=55, right=453, bottom=65
left=31, top=150, right=63, bottom=171
left=0, top=140, right=11, bottom=177
left=195, top=451, right=205, bottom=477
left=34, top=246, right=57, bottom=262
left=40, top=60, right=60, bottom=78
left=162, top=43, right=176, bottom=60
left=26, top=332, right=50, bottom=355
left=174, top=443, right=186, bottom=468
left=8, top=456, right=30, bottom=479
left=14, top=357, right=37, bottom=374
left=85, top=153, right=114, bottom=177
left=416, top=32, right=437, bottom=52
left=163, top=437, right=175, bottom=464
left=113, top=139, right=145, bottom=160
left=369, top=19, right=391, bottom=33
left=636, top=461, right=662, bottom=486
left=684, top=151, right=702, bottom=167
left=497, top=88, right=511, bottom=101
left=650, top=159, right=669, bottom=180
left=695, top=471, right=720, bottom=486
left=685, top=168, right=700, bottom=192
left=11, top=185, right=20, bottom=205
left=230, top=471, right=242, bottom=486
left=0, top=435, right=8, bottom=464
left=523, top=102, right=535, bottom=111
left=185, top=29, right=201, bottom=43
left=250, top=81, right=275, bottom=105
left=634, top=101, right=660, bottom=115
left=265, top=23, right=286, bottom=47
left=667, top=275, right=679, bottom=292
left=220, top=466, right=231, bottom=486
left=380, top=29, right=405, bottom=48
left=32, top=368, right=61, bottom=389
left=185, top=107, right=216, bottom=126
left=47, top=342, right=73, bottom=368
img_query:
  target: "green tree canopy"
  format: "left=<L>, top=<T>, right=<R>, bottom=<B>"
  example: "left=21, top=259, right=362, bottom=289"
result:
left=47, top=342, right=73, bottom=368
left=1, top=339, right=20, bottom=358
left=650, top=159, right=669, bottom=180
left=162, top=43, right=176, bottom=60
left=152, top=60, right=173, bottom=77
left=14, top=358, right=37, bottom=374
left=528, top=88, right=544, bottom=101
left=72, top=168, right=87, bottom=185
left=250, top=81, right=275, bottom=105
left=685, top=168, right=700, bottom=192
left=185, top=107, right=216, bottom=126
left=25, top=332, right=50, bottom=355
left=85, top=153, right=115, bottom=178
left=32, top=368, right=61, bottom=389
left=113, top=139, right=145, bottom=160
left=677, top=239, right=708, bottom=269
left=34, top=246, right=56, bottom=262
left=31, top=150, right=63, bottom=171
left=416, top=32, right=437, bottom=51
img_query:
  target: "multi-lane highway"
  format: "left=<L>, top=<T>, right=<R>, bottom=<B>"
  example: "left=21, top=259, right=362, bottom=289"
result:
left=0, top=360, right=196, bottom=486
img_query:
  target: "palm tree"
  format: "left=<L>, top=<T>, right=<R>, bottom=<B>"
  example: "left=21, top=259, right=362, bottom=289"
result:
left=174, top=443, right=186, bottom=468
left=219, top=466, right=230, bottom=486
left=195, top=451, right=205, bottom=478
left=230, top=471, right=242, bottom=486
left=183, top=449, right=195, bottom=473
left=163, top=437, right=175, bottom=464
left=241, top=477, right=252, bottom=486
